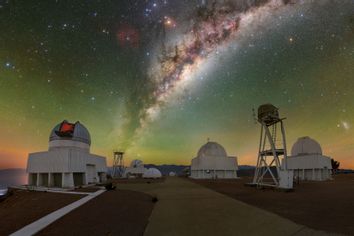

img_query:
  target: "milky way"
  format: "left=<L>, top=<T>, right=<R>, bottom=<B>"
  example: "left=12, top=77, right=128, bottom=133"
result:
left=120, top=0, right=299, bottom=150
left=0, top=0, right=353, bottom=168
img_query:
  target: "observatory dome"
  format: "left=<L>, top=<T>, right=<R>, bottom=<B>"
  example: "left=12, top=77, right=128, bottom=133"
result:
left=291, top=136, right=322, bottom=156
left=197, top=142, right=227, bottom=157
left=49, top=120, right=91, bottom=145
left=143, top=168, right=162, bottom=178
left=130, top=159, right=144, bottom=168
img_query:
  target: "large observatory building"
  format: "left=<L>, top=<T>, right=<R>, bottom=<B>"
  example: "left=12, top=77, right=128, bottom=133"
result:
left=282, top=136, right=332, bottom=181
left=190, top=141, right=238, bottom=179
left=27, top=120, right=107, bottom=188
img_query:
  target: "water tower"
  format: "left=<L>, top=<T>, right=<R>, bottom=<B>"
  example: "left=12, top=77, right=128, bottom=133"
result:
left=112, top=151, right=125, bottom=178
left=252, top=104, right=293, bottom=189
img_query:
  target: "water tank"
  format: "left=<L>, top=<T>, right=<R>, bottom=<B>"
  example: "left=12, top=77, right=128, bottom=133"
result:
left=257, top=104, right=279, bottom=124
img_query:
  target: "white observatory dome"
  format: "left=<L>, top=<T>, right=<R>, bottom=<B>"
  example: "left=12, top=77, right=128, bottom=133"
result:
left=143, top=168, right=162, bottom=178
left=190, top=141, right=238, bottom=179
left=197, top=142, right=227, bottom=157
left=49, top=120, right=91, bottom=145
left=130, top=159, right=144, bottom=168
left=291, top=136, right=322, bottom=156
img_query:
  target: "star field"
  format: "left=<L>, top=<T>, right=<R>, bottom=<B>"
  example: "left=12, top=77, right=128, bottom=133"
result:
left=0, top=0, right=353, bottom=169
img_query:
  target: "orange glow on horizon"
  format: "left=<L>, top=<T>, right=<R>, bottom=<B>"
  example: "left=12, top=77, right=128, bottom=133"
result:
left=1, top=139, right=354, bottom=170
left=0, top=148, right=28, bottom=169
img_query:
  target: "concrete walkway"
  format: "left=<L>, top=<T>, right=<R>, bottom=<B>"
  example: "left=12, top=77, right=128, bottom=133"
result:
left=118, top=177, right=333, bottom=236
left=10, top=190, right=105, bottom=236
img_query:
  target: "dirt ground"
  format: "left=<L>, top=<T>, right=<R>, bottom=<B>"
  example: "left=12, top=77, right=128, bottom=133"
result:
left=193, top=174, right=354, bottom=235
left=113, top=177, right=165, bottom=184
left=37, top=189, right=155, bottom=236
left=0, top=189, right=83, bottom=235
left=73, top=186, right=102, bottom=192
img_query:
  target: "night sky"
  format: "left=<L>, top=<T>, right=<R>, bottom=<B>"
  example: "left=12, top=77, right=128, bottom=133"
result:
left=0, top=0, right=353, bottom=169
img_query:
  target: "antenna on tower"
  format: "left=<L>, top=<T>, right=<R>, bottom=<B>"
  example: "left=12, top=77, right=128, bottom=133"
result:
left=112, top=150, right=125, bottom=178
left=252, top=107, right=257, bottom=124
left=249, top=104, right=293, bottom=190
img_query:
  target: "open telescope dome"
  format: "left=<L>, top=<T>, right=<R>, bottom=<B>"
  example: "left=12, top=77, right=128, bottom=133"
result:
left=49, top=120, right=91, bottom=145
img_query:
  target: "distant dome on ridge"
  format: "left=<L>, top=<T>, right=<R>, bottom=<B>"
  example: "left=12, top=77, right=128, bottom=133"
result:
left=197, top=142, right=227, bottom=157
left=49, top=120, right=91, bottom=145
left=130, top=159, right=144, bottom=168
left=291, top=136, right=322, bottom=156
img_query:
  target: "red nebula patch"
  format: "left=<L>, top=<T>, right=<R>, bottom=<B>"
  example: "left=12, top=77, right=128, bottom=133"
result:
left=116, top=24, right=140, bottom=48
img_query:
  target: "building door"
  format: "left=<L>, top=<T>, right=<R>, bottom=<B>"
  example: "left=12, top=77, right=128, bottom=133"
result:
left=30, top=173, right=37, bottom=185
left=39, top=173, right=49, bottom=186
left=86, top=165, right=96, bottom=183
left=73, top=173, right=84, bottom=186
left=52, top=173, right=62, bottom=187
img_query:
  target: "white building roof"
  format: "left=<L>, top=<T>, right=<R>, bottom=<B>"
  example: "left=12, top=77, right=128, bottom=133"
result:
left=49, top=120, right=91, bottom=145
left=143, top=168, right=162, bottom=178
left=291, top=136, right=322, bottom=156
left=197, top=141, right=227, bottom=157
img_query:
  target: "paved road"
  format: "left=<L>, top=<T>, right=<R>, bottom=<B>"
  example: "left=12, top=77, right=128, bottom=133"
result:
left=118, top=177, right=335, bottom=236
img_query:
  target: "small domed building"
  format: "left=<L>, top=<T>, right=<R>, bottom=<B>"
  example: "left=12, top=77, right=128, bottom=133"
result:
left=123, top=159, right=147, bottom=178
left=27, top=120, right=107, bottom=188
left=282, top=136, right=332, bottom=181
left=143, top=168, right=162, bottom=179
left=190, top=141, right=238, bottom=179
